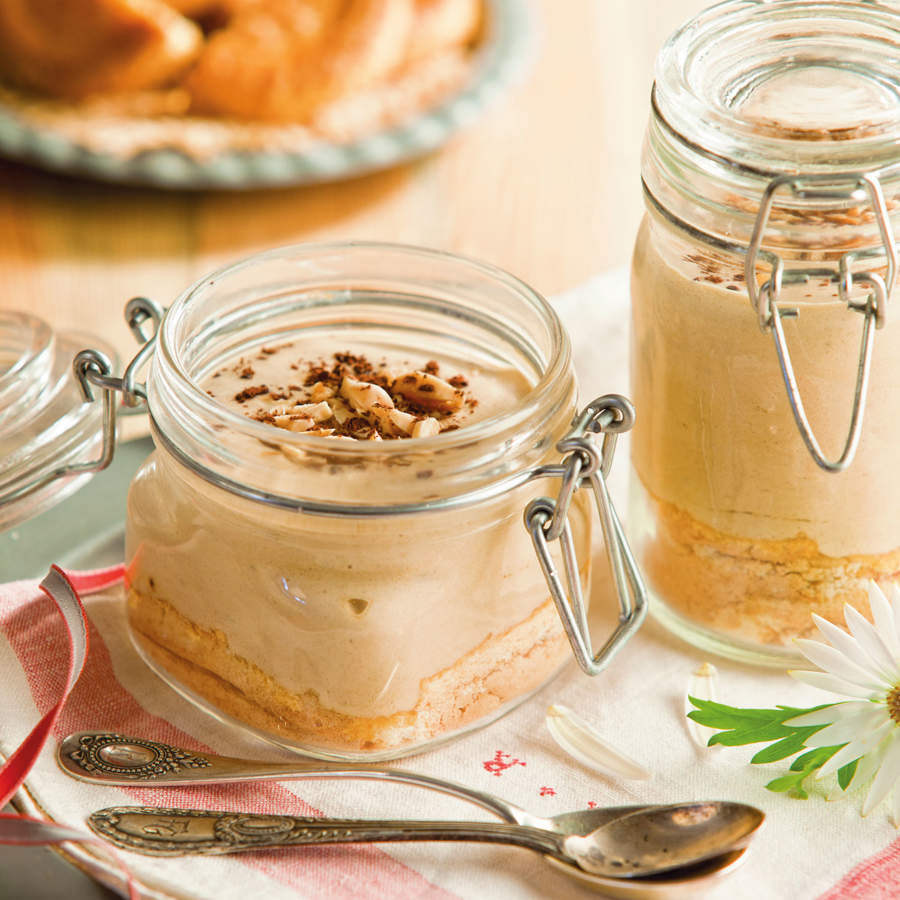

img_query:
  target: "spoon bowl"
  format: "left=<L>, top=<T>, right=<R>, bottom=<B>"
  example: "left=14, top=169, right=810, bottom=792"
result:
left=544, top=847, right=749, bottom=899
left=564, top=802, right=764, bottom=878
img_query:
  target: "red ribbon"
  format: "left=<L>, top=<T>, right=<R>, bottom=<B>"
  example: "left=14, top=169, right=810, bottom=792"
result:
left=0, top=565, right=137, bottom=899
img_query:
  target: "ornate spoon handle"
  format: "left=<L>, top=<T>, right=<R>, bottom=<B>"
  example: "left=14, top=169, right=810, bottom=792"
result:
left=58, top=731, right=525, bottom=825
left=89, top=806, right=566, bottom=860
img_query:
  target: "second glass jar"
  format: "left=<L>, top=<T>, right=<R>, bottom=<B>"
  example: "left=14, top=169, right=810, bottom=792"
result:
left=630, top=0, right=900, bottom=665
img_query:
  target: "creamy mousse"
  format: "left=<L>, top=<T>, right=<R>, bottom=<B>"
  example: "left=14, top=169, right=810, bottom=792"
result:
left=125, top=338, right=589, bottom=756
left=631, top=218, right=900, bottom=647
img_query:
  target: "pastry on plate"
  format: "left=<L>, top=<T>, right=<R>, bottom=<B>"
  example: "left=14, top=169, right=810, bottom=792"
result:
left=185, top=0, right=419, bottom=121
left=0, top=0, right=202, bottom=99
left=0, top=0, right=496, bottom=180
left=0, top=0, right=482, bottom=122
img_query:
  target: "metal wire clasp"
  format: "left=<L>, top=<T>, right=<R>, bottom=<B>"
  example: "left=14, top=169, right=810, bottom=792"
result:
left=69, top=297, right=164, bottom=474
left=745, top=171, right=897, bottom=473
left=524, top=395, right=647, bottom=676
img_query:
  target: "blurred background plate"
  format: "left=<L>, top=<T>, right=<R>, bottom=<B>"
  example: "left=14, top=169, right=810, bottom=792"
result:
left=0, top=0, right=532, bottom=191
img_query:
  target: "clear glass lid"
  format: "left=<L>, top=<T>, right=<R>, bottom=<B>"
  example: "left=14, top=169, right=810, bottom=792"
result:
left=656, top=0, right=900, bottom=167
left=0, top=311, right=112, bottom=531
left=646, top=0, right=900, bottom=251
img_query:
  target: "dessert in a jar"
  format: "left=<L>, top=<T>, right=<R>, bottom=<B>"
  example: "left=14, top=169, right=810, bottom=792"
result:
left=119, top=243, right=643, bottom=759
left=631, top=0, right=900, bottom=665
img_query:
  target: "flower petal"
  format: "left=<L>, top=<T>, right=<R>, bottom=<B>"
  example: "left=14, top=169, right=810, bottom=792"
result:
left=868, top=583, right=900, bottom=659
left=863, top=734, right=900, bottom=816
left=804, top=707, right=887, bottom=750
left=546, top=704, right=651, bottom=780
left=818, top=744, right=865, bottom=780
left=685, top=663, right=719, bottom=750
left=829, top=735, right=890, bottom=789
left=855, top=744, right=888, bottom=786
left=804, top=704, right=888, bottom=756
left=812, top=614, right=891, bottom=684
left=786, top=701, right=866, bottom=727
left=789, top=669, right=881, bottom=699
left=892, top=782, right=900, bottom=828
left=794, top=638, right=886, bottom=692
left=889, top=583, right=900, bottom=646
left=843, top=604, right=900, bottom=683
left=818, top=744, right=865, bottom=781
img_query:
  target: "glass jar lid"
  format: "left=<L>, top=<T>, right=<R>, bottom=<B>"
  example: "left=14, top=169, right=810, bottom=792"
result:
left=643, top=0, right=900, bottom=475
left=646, top=0, right=900, bottom=252
left=0, top=311, right=113, bottom=530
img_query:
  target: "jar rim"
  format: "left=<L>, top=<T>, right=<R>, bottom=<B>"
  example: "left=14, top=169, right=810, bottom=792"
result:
left=647, top=0, right=900, bottom=252
left=157, top=240, right=570, bottom=456
left=149, top=241, right=576, bottom=512
left=656, top=0, right=900, bottom=174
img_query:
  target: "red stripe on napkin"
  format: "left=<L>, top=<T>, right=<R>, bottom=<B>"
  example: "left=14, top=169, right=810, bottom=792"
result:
left=0, top=568, right=138, bottom=900
left=0, top=568, right=89, bottom=808
left=817, top=837, right=900, bottom=900
left=1, top=572, right=456, bottom=900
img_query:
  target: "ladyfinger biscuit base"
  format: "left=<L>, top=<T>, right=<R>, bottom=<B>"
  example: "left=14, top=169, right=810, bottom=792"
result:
left=127, top=587, right=570, bottom=753
left=643, top=493, right=900, bottom=646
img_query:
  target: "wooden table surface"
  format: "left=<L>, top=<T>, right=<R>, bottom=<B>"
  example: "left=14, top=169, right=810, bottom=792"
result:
left=0, top=0, right=706, bottom=366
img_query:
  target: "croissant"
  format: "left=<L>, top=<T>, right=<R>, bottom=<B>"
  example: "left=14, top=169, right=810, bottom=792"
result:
left=184, top=0, right=417, bottom=121
left=0, top=0, right=482, bottom=123
left=0, top=0, right=202, bottom=99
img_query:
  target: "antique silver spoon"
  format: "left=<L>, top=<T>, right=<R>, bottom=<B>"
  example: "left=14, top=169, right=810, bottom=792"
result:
left=58, top=730, right=652, bottom=834
left=87, top=802, right=764, bottom=879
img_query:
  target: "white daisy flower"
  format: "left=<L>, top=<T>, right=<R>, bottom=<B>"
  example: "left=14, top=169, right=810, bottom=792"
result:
left=787, top=582, right=900, bottom=822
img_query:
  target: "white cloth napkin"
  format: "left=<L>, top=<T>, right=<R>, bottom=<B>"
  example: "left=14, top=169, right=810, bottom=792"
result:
left=1, top=267, right=897, bottom=900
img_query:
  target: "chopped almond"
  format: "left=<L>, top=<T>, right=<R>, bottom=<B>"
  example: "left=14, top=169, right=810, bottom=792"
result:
left=392, top=371, right=464, bottom=413
left=412, top=417, right=441, bottom=438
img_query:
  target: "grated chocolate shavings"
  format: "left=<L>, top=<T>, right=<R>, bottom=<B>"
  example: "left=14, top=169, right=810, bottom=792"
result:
left=215, top=350, right=477, bottom=442
left=234, top=384, right=269, bottom=403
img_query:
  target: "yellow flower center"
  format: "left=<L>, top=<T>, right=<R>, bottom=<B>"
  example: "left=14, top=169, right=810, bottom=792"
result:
left=889, top=685, right=900, bottom=725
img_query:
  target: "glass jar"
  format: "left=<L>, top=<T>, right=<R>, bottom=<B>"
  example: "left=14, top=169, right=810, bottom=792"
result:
left=631, top=0, right=900, bottom=666
left=0, top=311, right=113, bottom=531
left=56, top=242, right=647, bottom=761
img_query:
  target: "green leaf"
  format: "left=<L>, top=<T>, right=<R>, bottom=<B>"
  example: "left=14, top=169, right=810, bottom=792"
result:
left=687, top=699, right=835, bottom=732
left=789, top=746, right=842, bottom=772
left=766, top=771, right=810, bottom=798
left=687, top=698, right=847, bottom=803
left=751, top=734, right=812, bottom=764
left=708, top=724, right=796, bottom=747
left=838, top=759, right=860, bottom=791
left=687, top=698, right=795, bottom=726
left=687, top=697, right=776, bottom=717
